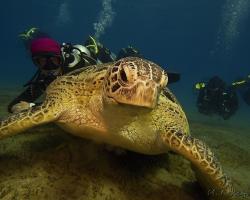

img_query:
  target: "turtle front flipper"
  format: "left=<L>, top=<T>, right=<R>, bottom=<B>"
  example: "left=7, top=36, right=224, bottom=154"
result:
left=0, top=100, right=60, bottom=140
left=161, top=131, right=235, bottom=199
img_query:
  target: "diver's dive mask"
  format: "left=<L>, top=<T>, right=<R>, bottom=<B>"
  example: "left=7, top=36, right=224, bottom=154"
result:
left=32, top=53, right=63, bottom=70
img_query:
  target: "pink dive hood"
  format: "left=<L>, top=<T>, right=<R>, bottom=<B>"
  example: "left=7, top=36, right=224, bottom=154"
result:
left=30, top=37, right=61, bottom=56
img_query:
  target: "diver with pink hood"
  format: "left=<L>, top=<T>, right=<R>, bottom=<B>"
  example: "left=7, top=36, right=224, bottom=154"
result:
left=8, top=27, right=180, bottom=113
left=8, top=28, right=100, bottom=113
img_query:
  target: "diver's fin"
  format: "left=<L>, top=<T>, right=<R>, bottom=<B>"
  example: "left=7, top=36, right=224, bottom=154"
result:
left=167, top=71, right=180, bottom=84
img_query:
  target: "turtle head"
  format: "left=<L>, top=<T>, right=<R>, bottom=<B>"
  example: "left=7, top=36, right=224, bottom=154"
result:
left=103, top=57, right=168, bottom=108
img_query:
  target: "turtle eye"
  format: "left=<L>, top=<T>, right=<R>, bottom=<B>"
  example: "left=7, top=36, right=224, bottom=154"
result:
left=120, top=68, right=128, bottom=82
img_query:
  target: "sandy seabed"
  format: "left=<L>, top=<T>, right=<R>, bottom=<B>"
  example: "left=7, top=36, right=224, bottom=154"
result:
left=0, top=86, right=249, bottom=200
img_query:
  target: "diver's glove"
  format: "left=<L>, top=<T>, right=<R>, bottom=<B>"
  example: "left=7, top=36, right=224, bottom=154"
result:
left=11, top=101, right=35, bottom=114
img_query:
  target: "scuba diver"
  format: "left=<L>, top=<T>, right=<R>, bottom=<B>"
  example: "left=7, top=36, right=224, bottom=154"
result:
left=8, top=28, right=113, bottom=113
left=8, top=27, right=181, bottom=113
left=76, top=37, right=181, bottom=84
left=195, top=76, right=239, bottom=120
left=8, top=37, right=92, bottom=113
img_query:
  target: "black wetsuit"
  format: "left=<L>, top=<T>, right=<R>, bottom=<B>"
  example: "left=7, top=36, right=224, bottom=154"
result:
left=196, top=76, right=239, bottom=120
left=8, top=65, right=82, bottom=113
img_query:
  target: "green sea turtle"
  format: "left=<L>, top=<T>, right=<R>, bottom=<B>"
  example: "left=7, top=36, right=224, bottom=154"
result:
left=0, top=57, right=234, bottom=199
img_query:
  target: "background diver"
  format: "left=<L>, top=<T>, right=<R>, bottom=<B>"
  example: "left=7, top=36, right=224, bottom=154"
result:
left=194, top=74, right=250, bottom=120
left=8, top=27, right=181, bottom=114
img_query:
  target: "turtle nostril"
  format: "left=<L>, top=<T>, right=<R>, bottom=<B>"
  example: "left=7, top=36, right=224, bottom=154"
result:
left=120, top=68, right=128, bottom=82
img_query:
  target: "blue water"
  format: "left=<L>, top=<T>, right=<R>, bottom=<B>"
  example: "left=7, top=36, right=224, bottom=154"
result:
left=0, top=0, right=249, bottom=126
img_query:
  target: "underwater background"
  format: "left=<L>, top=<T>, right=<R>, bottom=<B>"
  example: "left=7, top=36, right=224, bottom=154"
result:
left=0, top=0, right=249, bottom=199
left=1, top=0, right=250, bottom=126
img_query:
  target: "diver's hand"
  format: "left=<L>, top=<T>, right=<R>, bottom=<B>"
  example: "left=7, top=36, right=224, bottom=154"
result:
left=11, top=101, right=35, bottom=113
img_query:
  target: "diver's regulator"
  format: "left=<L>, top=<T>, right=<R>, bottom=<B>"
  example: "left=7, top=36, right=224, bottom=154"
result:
left=61, top=43, right=97, bottom=68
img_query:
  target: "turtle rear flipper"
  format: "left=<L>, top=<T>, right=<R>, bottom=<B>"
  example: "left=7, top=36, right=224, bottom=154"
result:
left=0, top=101, right=60, bottom=140
left=161, top=131, right=235, bottom=199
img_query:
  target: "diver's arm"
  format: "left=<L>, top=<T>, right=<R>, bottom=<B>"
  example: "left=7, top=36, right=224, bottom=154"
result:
left=7, top=84, right=43, bottom=113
